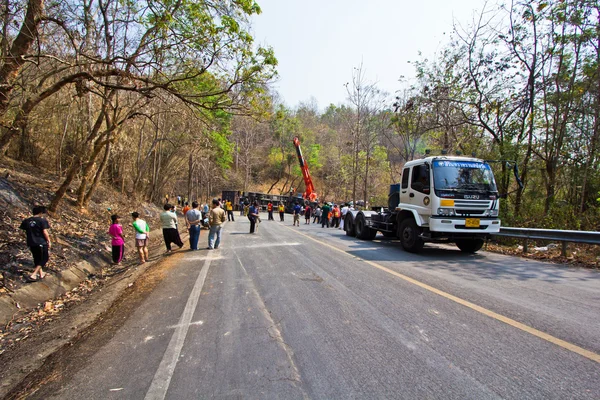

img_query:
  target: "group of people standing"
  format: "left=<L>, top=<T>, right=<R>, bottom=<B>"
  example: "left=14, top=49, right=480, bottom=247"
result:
left=106, top=199, right=228, bottom=266
left=291, top=202, right=352, bottom=229
left=19, top=198, right=352, bottom=281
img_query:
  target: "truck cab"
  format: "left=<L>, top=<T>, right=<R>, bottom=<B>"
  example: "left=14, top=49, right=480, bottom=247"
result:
left=399, top=156, right=501, bottom=232
left=396, top=156, right=501, bottom=252
left=345, top=155, right=503, bottom=253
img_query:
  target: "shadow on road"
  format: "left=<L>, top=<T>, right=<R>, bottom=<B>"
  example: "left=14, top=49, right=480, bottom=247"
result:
left=327, top=232, right=600, bottom=284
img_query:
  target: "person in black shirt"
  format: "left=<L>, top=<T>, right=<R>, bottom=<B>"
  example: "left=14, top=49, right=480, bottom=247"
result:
left=248, top=201, right=259, bottom=234
left=19, top=205, right=51, bottom=281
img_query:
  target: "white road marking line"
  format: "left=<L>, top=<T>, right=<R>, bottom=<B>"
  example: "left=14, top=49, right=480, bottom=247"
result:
left=187, top=254, right=224, bottom=261
left=236, top=242, right=301, bottom=249
left=166, top=320, right=204, bottom=329
left=144, top=251, right=213, bottom=400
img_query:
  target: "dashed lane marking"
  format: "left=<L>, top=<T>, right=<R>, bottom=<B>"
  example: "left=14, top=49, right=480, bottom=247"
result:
left=286, top=225, right=600, bottom=364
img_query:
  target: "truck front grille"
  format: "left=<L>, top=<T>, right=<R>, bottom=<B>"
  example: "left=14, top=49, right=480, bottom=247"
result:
left=455, top=209, right=486, bottom=216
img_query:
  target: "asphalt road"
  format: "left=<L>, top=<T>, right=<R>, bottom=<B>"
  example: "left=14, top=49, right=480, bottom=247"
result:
left=28, top=213, right=600, bottom=399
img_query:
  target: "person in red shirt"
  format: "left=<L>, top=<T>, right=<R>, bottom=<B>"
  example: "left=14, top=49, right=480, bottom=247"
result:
left=304, top=204, right=312, bottom=224
left=267, top=202, right=274, bottom=220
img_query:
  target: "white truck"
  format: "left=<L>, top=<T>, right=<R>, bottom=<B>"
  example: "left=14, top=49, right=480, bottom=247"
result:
left=344, top=156, right=507, bottom=253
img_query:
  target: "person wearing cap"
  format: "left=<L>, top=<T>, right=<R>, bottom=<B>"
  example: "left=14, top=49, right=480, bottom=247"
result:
left=108, top=214, right=125, bottom=265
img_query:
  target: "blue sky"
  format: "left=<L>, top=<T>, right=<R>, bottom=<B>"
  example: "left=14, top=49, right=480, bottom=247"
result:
left=251, top=0, right=488, bottom=109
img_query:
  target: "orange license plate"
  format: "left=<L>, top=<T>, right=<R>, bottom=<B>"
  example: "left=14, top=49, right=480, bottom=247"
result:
left=465, top=218, right=480, bottom=228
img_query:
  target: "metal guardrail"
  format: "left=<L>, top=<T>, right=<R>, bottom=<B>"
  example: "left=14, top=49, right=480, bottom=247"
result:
left=493, top=227, right=600, bottom=256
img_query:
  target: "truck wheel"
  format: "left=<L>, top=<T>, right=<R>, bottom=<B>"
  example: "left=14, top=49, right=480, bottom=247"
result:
left=355, top=214, right=376, bottom=240
left=345, top=215, right=356, bottom=237
left=455, top=239, right=484, bottom=253
left=398, top=219, right=424, bottom=253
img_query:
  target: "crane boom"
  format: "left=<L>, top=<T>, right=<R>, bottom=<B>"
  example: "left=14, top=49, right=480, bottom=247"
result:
left=292, top=137, right=318, bottom=202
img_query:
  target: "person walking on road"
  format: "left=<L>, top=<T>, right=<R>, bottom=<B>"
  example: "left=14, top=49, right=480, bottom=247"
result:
left=313, top=206, right=321, bottom=224
left=160, top=204, right=184, bottom=253
left=131, top=212, right=150, bottom=264
left=225, top=200, right=235, bottom=222
left=20, top=205, right=51, bottom=281
left=321, top=203, right=331, bottom=228
left=186, top=201, right=202, bottom=250
left=293, top=202, right=302, bottom=226
left=248, top=201, right=259, bottom=234
left=278, top=203, right=285, bottom=221
left=208, top=198, right=226, bottom=249
left=267, top=202, right=274, bottom=220
left=108, top=214, right=125, bottom=265
left=304, top=204, right=312, bottom=224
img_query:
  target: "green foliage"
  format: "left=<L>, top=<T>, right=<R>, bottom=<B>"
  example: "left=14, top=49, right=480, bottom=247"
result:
left=209, top=129, right=233, bottom=170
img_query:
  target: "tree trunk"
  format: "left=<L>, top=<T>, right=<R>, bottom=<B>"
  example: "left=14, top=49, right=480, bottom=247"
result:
left=76, top=134, right=110, bottom=207
left=49, top=106, right=106, bottom=213
left=187, top=152, right=195, bottom=202
left=0, top=0, right=44, bottom=119
left=49, top=160, right=80, bottom=213
left=544, top=161, right=557, bottom=215
left=83, top=138, right=111, bottom=207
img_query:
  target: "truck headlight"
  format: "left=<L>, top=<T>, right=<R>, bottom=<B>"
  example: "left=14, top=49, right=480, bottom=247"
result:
left=437, top=208, right=455, bottom=216
left=483, top=209, right=499, bottom=217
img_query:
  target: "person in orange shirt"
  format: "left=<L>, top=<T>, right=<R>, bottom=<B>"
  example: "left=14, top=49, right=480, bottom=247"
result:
left=331, top=204, right=341, bottom=228
left=182, top=202, right=190, bottom=216
left=267, top=202, right=274, bottom=220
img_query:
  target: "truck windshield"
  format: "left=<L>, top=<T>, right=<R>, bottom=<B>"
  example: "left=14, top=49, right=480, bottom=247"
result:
left=432, top=160, right=497, bottom=192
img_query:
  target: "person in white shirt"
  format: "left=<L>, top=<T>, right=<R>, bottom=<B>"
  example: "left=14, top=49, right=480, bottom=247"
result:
left=160, top=204, right=183, bottom=253
left=340, top=203, right=349, bottom=230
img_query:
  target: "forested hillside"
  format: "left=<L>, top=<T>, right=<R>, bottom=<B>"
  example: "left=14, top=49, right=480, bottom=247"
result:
left=1, top=0, right=599, bottom=231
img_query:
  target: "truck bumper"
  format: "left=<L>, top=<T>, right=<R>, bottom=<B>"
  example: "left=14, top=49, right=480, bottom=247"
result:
left=428, top=217, right=501, bottom=234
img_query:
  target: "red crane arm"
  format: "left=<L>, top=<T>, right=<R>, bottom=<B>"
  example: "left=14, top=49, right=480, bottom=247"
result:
left=292, top=137, right=318, bottom=202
